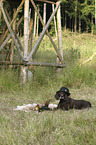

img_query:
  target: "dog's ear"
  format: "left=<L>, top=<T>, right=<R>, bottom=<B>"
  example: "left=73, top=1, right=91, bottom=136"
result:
left=55, top=93, right=60, bottom=100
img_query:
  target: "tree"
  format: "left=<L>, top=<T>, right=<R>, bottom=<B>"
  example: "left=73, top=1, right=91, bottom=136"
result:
left=80, top=0, right=95, bottom=33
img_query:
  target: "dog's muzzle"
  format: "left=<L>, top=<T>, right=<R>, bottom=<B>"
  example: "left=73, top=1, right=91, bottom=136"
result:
left=60, top=96, right=65, bottom=99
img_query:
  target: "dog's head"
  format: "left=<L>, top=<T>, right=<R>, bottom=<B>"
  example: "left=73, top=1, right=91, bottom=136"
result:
left=55, top=87, right=70, bottom=100
left=55, top=91, right=69, bottom=101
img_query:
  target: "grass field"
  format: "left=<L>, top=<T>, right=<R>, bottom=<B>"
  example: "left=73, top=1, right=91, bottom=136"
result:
left=0, top=31, right=96, bottom=144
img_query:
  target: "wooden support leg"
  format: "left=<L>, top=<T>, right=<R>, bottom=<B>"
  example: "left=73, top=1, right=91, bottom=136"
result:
left=30, top=0, right=64, bottom=64
left=52, top=4, right=57, bottom=38
left=0, top=5, right=24, bottom=51
left=56, top=2, right=64, bottom=72
left=43, top=3, right=46, bottom=25
left=0, top=0, right=25, bottom=45
left=0, top=34, right=11, bottom=51
left=56, top=2, right=63, bottom=60
left=27, top=0, right=61, bottom=61
left=34, top=10, right=37, bottom=37
left=0, top=2, right=25, bottom=61
left=37, top=5, right=39, bottom=37
left=10, top=8, right=16, bottom=64
left=21, top=0, right=29, bottom=84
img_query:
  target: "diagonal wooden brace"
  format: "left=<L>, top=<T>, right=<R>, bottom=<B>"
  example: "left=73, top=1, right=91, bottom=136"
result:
left=0, top=34, right=11, bottom=51
left=0, top=0, right=25, bottom=45
left=26, top=1, right=61, bottom=61
left=30, top=0, right=64, bottom=63
left=0, top=2, right=26, bottom=61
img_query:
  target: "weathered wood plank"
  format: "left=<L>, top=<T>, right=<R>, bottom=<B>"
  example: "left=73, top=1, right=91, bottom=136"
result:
left=24, top=0, right=29, bottom=58
left=0, top=34, right=11, bottom=51
left=0, top=61, right=66, bottom=67
left=56, top=1, right=63, bottom=60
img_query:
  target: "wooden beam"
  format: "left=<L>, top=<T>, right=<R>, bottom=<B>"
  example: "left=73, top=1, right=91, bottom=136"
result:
left=52, top=4, right=57, bottom=37
left=17, top=16, right=23, bottom=33
left=36, top=5, right=39, bottom=37
left=0, top=2, right=26, bottom=61
left=33, top=9, right=37, bottom=37
left=0, top=61, right=66, bottom=67
left=0, top=6, right=24, bottom=51
left=29, top=16, right=33, bottom=53
left=24, top=0, right=29, bottom=59
left=30, top=0, right=64, bottom=63
left=56, top=1, right=63, bottom=61
left=28, top=0, right=63, bottom=63
left=43, top=3, right=46, bottom=25
left=0, top=0, right=25, bottom=45
left=10, top=8, right=17, bottom=63
left=0, top=34, right=11, bottom=51
left=35, top=0, right=56, bottom=4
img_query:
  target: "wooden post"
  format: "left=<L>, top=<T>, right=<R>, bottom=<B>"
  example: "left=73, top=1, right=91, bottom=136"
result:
left=22, top=0, right=29, bottom=84
left=52, top=4, right=57, bottom=38
left=17, top=16, right=23, bottom=35
left=43, top=3, right=46, bottom=25
left=36, top=5, right=39, bottom=37
left=56, top=1, right=63, bottom=61
left=34, top=10, right=37, bottom=37
left=10, top=8, right=16, bottom=64
left=43, top=3, right=46, bottom=38
left=29, top=16, right=33, bottom=53
left=24, top=0, right=29, bottom=59
left=95, top=0, right=96, bottom=31
left=0, top=0, right=3, bottom=26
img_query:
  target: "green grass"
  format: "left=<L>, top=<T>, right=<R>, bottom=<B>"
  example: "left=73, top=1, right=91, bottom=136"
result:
left=0, top=30, right=96, bottom=144
left=0, top=88, right=96, bottom=145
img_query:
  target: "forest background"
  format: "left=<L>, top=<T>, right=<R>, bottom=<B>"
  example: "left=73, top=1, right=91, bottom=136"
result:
left=0, top=0, right=95, bottom=36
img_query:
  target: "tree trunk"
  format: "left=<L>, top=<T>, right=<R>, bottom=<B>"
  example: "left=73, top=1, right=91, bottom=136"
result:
left=61, top=4, right=64, bottom=27
left=79, top=12, right=81, bottom=34
left=91, top=15, right=93, bottom=35
left=64, top=11, right=67, bottom=30
left=72, top=16, right=74, bottom=33
left=75, top=0, right=77, bottom=33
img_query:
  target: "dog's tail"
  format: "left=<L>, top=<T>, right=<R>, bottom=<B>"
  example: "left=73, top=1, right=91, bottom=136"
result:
left=88, top=101, right=91, bottom=107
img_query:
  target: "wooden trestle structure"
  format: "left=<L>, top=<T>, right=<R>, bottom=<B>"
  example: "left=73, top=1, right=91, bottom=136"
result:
left=0, top=0, right=66, bottom=83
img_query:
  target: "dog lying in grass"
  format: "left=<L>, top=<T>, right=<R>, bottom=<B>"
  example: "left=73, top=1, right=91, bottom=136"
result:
left=55, top=87, right=91, bottom=110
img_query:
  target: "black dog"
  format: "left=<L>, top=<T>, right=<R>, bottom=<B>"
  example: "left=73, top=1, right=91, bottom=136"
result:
left=55, top=87, right=91, bottom=110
